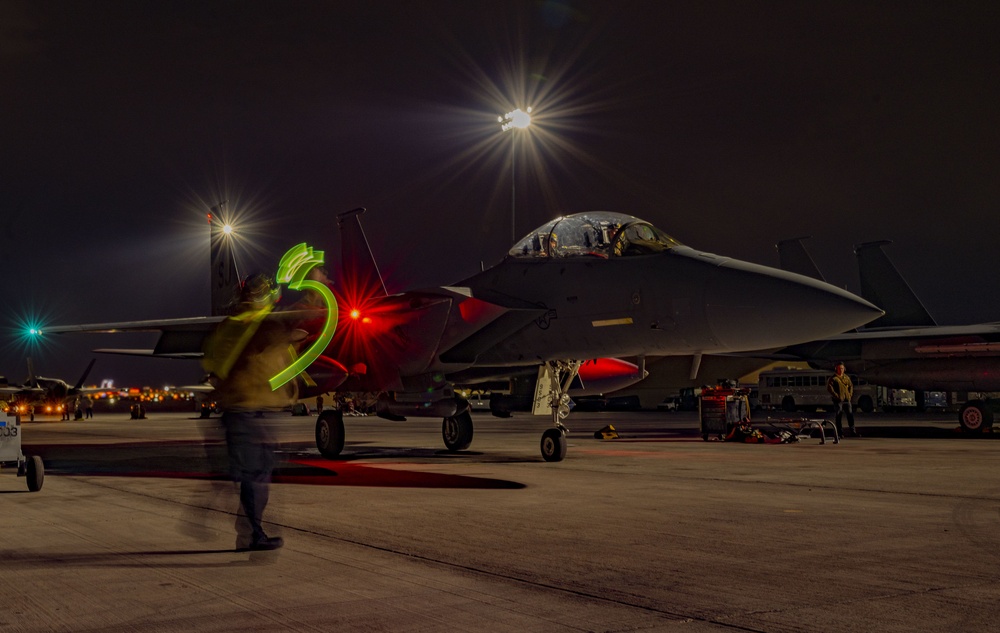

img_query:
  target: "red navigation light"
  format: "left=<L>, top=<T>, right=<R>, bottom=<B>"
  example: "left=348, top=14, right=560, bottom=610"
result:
left=347, top=308, right=373, bottom=325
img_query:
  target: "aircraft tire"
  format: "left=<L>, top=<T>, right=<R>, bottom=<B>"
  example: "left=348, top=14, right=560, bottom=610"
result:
left=315, top=411, right=345, bottom=458
left=781, top=396, right=796, bottom=413
left=959, top=401, right=993, bottom=435
left=442, top=411, right=473, bottom=451
left=26, top=455, right=44, bottom=492
left=857, top=396, right=875, bottom=413
left=540, top=428, right=567, bottom=462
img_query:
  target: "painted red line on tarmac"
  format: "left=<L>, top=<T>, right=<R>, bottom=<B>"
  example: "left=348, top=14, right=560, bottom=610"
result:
left=282, top=457, right=524, bottom=489
left=61, top=459, right=525, bottom=490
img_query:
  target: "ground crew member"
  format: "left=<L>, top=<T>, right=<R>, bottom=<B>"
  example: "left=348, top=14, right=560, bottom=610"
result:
left=827, top=362, right=859, bottom=437
left=202, top=273, right=303, bottom=552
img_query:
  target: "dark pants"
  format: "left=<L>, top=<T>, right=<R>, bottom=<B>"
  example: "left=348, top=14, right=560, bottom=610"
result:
left=223, top=411, right=276, bottom=543
left=833, top=400, right=855, bottom=433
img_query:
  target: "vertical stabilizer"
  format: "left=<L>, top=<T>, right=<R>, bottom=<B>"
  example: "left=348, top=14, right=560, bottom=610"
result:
left=208, top=207, right=239, bottom=316
left=855, top=241, right=936, bottom=328
left=73, top=359, right=97, bottom=390
left=337, top=208, right=388, bottom=299
left=25, top=357, right=37, bottom=388
left=776, top=237, right=826, bottom=282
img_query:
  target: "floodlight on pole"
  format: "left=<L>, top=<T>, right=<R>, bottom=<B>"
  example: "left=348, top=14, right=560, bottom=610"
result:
left=209, top=200, right=242, bottom=284
left=499, top=107, right=532, bottom=244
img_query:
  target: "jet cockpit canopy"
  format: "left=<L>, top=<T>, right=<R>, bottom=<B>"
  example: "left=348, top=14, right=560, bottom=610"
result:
left=509, top=211, right=681, bottom=259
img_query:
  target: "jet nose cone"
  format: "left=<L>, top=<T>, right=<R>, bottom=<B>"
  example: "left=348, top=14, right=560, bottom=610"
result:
left=704, top=258, right=883, bottom=351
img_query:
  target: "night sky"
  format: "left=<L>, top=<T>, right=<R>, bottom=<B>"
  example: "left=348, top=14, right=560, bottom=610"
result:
left=2, top=1, right=998, bottom=388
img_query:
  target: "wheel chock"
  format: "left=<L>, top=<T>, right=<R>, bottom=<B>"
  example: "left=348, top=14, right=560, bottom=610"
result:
left=594, top=424, right=619, bottom=440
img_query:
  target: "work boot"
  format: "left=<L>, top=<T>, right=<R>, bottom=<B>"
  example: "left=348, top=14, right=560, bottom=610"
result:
left=248, top=535, right=284, bottom=551
left=848, top=427, right=861, bottom=438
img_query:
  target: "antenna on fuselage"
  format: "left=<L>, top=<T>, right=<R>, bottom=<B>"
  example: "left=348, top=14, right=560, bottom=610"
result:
left=337, top=207, right=388, bottom=299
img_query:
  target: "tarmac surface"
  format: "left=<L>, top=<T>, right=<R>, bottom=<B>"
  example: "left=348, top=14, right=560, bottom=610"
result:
left=2, top=408, right=1000, bottom=632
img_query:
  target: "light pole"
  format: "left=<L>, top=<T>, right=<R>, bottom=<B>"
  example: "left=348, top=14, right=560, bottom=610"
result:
left=499, top=107, right=531, bottom=244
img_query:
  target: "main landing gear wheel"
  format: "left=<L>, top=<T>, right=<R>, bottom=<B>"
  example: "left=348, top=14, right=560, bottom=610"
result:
left=959, top=401, right=993, bottom=435
left=442, top=411, right=474, bottom=452
left=26, top=455, right=44, bottom=492
left=540, top=427, right=567, bottom=462
left=315, top=410, right=345, bottom=458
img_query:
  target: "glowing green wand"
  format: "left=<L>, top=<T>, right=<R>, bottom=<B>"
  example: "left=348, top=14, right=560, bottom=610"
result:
left=269, top=243, right=339, bottom=391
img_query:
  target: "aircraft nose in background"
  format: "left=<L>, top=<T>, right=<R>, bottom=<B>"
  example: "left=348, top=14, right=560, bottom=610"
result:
left=704, top=258, right=883, bottom=351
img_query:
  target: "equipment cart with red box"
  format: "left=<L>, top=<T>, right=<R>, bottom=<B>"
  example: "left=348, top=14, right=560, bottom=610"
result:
left=0, top=410, right=44, bottom=491
left=698, top=385, right=751, bottom=441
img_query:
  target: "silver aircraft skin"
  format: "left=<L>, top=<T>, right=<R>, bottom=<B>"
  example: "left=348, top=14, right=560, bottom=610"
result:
left=44, top=209, right=881, bottom=460
left=776, top=237, right=1000, bottom=432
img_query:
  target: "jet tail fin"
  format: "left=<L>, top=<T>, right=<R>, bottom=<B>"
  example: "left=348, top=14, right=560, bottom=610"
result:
left=208, top=206, right=239, bottom=316
left=855, top=241, right=936, bottom=328
left=25, top=357, right=37, bottom=388
left=337, top=207, right=388, bottom=299
left=776, top=237, right=826, bottom=282
left=73, top=358, right=97, bottom=391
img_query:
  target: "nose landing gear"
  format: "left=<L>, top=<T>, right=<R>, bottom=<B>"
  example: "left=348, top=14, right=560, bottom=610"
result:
left=537, top=360, right=581, bottom=462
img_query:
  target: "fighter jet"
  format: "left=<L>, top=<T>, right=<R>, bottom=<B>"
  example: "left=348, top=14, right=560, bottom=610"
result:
left=44, top=209, right=881, bottom=460
left=776, top=237, right=1000, bottom=433
left=0, top=358, right=101, bottom=416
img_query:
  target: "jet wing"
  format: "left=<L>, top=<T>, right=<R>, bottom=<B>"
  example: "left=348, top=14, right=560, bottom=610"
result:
left=43, top=316, right=226, bottom=333
left=89, top=348, right=204, bottom=359
left=44, top=315, right=227, bottom=358
left=41, top=289, right=546, bottom=372
left=825, top=323, right=1000, bottom=341
left=739, top=322, right=1000, bottom=364
left=0, top=386, right=45, bottom=395
left=178, top=383, right=215, bottom=393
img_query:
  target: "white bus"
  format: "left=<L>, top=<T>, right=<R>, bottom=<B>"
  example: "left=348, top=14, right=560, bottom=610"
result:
left=758, top=367, right=878, bottom=413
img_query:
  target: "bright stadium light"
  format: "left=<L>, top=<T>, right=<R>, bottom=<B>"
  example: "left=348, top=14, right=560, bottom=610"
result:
left=500, top=107, right=532, bottom=243
left=500, top=107, right=532, bottom=132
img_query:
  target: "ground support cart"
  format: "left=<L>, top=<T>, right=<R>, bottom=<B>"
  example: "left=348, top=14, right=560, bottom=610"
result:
left=699, top=386, right=751, bottom=441
left=0, top=411, right=44, bottom=491
left=762, top=417, right=840, bottom=444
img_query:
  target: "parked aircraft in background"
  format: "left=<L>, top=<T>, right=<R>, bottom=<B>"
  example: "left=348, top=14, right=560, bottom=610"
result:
left=0, top=358, right=102, bottom=415
left=776, top=237, right=1000, bottom=433
left=43, top=208, right=880, bottom=460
